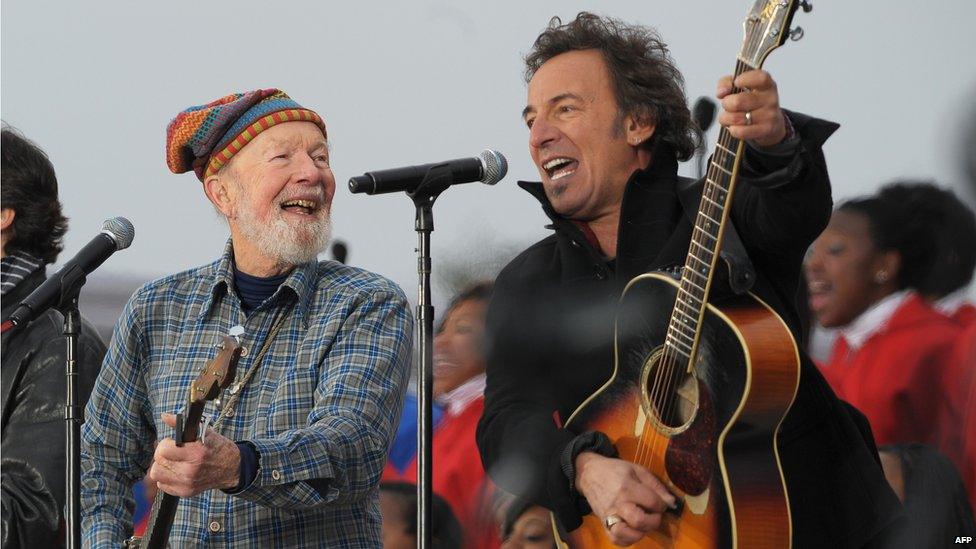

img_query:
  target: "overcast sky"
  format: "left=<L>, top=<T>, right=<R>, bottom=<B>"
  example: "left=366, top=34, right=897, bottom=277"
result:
left=3, top=0, right=975, bottom=304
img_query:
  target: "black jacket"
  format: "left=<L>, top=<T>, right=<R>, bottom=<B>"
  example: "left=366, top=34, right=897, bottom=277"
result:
left=476, top=112, right=902, bottom=548
left=1, top=269, right=106, bottom=549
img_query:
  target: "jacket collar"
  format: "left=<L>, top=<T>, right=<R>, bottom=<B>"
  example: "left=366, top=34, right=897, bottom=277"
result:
left=517, top=143, right=680, bottom=229
left=197, top=238, right=318, bottom=322
left=517, top=144, right=683, bottom=277
left=1, top=267, right=46, bottom=323
left=837, top=289, right=913, bottom=351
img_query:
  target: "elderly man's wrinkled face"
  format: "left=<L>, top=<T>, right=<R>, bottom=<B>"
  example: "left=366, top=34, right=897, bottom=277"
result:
left=221, top=121, right=335, bottom=266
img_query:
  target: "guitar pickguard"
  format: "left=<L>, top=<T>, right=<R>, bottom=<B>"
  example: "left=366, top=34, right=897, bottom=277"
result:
left=665, top=382, right=716, bottom=497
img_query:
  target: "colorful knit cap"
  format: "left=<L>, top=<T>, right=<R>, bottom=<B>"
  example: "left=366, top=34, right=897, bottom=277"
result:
left=165, top=88, right=326, bottom=181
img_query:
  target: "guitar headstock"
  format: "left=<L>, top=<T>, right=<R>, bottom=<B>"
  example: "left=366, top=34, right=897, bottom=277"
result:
left=738, top=0, right=812, bottom=69
left=188, top=335, right=241, bottom=404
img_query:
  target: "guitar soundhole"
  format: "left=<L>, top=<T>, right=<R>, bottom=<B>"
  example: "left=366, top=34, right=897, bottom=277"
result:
left=640, top=348, right=700, bottom=432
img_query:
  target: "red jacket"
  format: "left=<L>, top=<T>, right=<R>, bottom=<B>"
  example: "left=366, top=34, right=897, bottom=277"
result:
left=383, top=397, right=498, bottom=548
left=951, top=302, right=976, bottom=329
left=952, top=322, right=976, bottom=509
left=820, top=295, right=964, bottom=464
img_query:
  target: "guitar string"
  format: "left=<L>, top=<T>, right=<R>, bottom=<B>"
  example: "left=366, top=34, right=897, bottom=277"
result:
left=648, top=54, right=749, bottom=470
left=636, top=32, right=756, bottom=492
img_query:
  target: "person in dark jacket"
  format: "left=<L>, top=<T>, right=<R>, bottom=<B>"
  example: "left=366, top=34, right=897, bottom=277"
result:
left=475, top=13, right=902, bottom=548
left=0, top=125, right=106, bottom=548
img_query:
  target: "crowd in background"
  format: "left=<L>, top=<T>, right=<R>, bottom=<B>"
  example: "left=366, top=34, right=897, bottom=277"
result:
left=3, top=120, right=975, bottom=546
left=372, top=172, right=976, bottom=546
left=381, top=174, right=976, bottom=546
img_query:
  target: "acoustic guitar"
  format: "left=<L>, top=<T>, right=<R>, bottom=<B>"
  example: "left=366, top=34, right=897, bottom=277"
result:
left=559, top=1, right=811, bottom=546
left=125, top=332, right=242, bottom=549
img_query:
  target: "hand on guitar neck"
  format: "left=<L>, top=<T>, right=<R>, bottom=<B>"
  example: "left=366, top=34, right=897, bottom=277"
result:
left=148, top=412, right=242, bottom=497
left=715, top=69, right=788, bottom=148
left=574, top=452, right=677, bottom=547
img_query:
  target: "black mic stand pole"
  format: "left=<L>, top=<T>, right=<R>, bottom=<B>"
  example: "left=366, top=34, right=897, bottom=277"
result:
left=54, top=265, right=88, bottom=549
left=406, top=164, right=453, bottom=549
left=696, top=145, right=706, bottom=180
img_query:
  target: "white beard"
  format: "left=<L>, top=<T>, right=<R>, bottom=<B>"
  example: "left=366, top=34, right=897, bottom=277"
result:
left=234, top=202, right=332, bottom=267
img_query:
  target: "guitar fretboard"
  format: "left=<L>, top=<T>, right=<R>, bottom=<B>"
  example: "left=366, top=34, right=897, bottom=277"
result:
left=663, top=59, right=755, bottom=371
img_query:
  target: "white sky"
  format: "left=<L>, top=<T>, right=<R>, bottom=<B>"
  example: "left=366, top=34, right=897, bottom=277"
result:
left=3, top=0, right=975, bottom=302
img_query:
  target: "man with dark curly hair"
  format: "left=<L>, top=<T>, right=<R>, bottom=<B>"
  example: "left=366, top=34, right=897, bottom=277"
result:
left=1, top=125, right=106, bottom=548
left=477, top=12, right=901, bottom=547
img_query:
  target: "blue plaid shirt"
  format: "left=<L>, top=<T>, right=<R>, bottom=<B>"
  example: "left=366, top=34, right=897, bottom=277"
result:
left=81, top=241, right=412, bottom=547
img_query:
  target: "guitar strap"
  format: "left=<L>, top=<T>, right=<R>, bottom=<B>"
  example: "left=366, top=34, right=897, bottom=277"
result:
left=211, top=302, right=293, bottom=431
left=676, top=176, right=756, bottom=295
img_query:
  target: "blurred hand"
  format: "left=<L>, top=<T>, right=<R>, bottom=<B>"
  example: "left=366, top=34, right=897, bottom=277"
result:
left=716, top=70, right=788, bottom=148
left=148, top=412, right=240, bottom=497
left=575, top=452, right=676, bottom=546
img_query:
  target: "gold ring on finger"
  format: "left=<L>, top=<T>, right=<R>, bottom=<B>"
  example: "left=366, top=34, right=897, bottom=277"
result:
left=604, top=513, right=624, bottom=530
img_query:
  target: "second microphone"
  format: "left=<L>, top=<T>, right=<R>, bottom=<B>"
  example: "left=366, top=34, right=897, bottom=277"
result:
left=349, top=149, right=507, bottom=195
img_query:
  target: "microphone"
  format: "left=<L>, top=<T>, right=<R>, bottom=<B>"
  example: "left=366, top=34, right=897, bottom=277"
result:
left=8, top=217, right=135, bottom=327
left=693, top=96, right=717, bottom=133
left=348, top=149, right=508, bottom=195
left=693, top=97, right=717, bottom=179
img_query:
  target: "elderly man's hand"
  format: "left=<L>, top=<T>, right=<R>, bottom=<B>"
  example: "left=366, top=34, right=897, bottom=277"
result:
left=575, top=451, right=676, bottom=546
left=148, top=413, right=241, bottom=498
left=716, top=70, right=788, bottom=148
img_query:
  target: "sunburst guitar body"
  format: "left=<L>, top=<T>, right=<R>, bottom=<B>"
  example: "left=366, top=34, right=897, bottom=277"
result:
left=557, top=1, right=811, bottom=545
left=560, top=273, right=800, bottom=548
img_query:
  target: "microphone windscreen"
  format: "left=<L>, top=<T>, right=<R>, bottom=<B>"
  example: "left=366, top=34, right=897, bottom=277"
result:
left=479, top=149, right=508, bottom=185
left=102, top=217, right=135, bottom=250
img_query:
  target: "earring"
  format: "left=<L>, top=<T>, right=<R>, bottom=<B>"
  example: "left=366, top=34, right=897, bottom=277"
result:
left=875, top=271, right=888, bottom=283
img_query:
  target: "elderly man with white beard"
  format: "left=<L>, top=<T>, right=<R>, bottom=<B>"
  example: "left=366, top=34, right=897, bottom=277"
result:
left=81, top=89, right=413, bottom=547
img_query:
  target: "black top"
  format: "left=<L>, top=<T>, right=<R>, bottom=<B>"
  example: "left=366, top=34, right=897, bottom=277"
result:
left=1, top=268, right=106, bottom=549
left=476, top=111, right=902, bottom=548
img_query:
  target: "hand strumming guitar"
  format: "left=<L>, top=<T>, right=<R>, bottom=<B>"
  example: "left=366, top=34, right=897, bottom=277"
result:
left=148, top=413, right=241, bottom=497
left=574, top=451, right=677, bottom=546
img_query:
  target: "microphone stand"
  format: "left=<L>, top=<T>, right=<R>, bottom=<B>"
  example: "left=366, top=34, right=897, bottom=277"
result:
left=35, top=262, right=90, bottom=549
left=406, top=164, right=453, bottom=549
left=696, top=144, right=707, bottom=180
left=59, top=296, right=83, bottom=549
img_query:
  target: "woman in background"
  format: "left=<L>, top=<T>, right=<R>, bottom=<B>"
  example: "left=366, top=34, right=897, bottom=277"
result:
left=383, top=282, right=497, bottom=548
left=805, top=194, right=965, bottom=463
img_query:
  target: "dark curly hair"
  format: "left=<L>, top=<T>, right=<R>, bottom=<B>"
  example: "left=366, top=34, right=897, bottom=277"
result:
left=837, top=194, right=936, bottom=292
left=524, top=12, right=701, bottom=161
left=437, top=280, right=493, bottom=333
left=1, top=124, right=68, bottom=264
left=876, top=180, right=976, bottom=298
left=380, top=482, right=463, bottom=549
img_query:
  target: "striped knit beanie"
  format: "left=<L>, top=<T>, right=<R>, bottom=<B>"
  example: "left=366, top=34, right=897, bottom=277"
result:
left=166, top=88, right=326, bottom=181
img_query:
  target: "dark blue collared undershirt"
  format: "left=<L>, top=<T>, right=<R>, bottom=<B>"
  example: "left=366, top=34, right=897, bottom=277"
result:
left=224, top=267, right=290, bottom=493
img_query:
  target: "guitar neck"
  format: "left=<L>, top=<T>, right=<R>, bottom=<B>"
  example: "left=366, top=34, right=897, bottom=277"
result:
left=141, top=402, right=207, bottom=549
left=665, top=60, right=754, bottom=371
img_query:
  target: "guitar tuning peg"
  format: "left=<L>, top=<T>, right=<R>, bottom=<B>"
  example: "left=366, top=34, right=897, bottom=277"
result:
left=789, top=26, right=805, bottom=41
left=799, top=0, right=813, bottom=13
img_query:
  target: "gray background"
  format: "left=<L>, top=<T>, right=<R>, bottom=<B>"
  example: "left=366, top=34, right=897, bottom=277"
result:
left=3, top=1, right=975, bottom=335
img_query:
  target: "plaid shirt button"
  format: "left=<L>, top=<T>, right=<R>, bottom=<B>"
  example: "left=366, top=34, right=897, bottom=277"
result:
left=272, top=469, right=282, bottom=481
left=208, top=521, right=221, bottom=533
